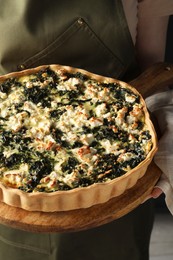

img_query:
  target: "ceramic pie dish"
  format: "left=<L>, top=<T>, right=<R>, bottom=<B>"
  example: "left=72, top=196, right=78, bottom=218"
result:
left=0, top=64, right=158, bottom=212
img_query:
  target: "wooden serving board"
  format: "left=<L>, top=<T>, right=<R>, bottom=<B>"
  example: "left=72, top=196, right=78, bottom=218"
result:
left=0, top=62, right=172, bottom=233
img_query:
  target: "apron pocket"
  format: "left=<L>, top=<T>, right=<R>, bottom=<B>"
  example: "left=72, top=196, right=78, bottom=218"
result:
left=21, top=18, right=125, bottom=78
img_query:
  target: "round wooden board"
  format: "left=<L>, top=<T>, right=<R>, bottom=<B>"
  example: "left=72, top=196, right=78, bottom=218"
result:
left=0, top=161, right=161, bottom=233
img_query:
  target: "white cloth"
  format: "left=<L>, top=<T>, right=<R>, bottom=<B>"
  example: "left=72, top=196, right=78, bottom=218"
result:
left=146, top=89, right=173, bottom=215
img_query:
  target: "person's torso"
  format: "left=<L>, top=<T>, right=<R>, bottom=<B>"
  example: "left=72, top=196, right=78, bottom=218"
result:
left=0, top=0, right=138, bottom=80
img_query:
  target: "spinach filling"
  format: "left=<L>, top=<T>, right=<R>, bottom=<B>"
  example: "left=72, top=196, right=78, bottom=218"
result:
left=0, top=78, right=18, bottom=94
left=0, top=67, right=153, bottom=192
left=24, top=85, right=52, bottom=107
left=20, top=158, right=53, bottom=192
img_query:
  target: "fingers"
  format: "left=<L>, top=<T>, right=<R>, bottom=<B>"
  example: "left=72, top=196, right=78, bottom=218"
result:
left=141, top=187, right=163, bottom=204
left=151, top=187, right=163, bottom=198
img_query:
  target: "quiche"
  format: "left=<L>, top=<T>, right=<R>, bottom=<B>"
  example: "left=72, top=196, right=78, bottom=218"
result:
left=0, top=64, right=157, bottom=212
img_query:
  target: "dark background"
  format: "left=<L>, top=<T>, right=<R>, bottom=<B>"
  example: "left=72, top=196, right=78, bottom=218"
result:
left=165, top=15, right=173, bottom=63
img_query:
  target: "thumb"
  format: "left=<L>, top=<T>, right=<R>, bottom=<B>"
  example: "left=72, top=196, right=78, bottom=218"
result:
left=151, top=187, right=163, bottom=198
left=141, top=187, right=163, bottom=204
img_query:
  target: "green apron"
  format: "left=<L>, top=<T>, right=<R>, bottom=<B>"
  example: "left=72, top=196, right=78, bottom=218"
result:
left=0, top=1, right=154, bottom=259
left=0, top=0, right=137, bottom=79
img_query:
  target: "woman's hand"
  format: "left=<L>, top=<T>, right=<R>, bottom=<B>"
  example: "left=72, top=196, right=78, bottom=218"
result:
left=150, top=187, right=163, bottom=198
left=142, top=187, right=163, bottom=203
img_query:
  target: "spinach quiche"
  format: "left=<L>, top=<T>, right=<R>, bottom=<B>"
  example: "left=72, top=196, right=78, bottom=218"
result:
left=0, top=64, right=157, bottom=212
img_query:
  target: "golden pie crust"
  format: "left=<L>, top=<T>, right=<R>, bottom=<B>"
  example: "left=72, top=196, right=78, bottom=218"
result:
left=0, top=64, right=158, bottom=212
